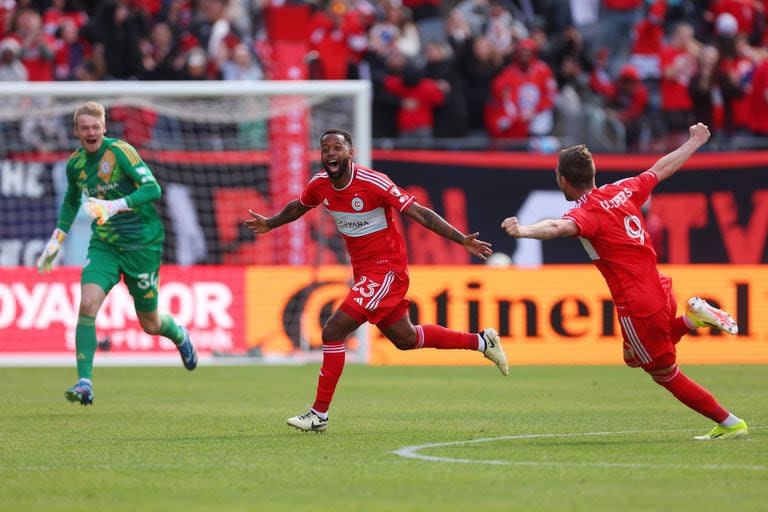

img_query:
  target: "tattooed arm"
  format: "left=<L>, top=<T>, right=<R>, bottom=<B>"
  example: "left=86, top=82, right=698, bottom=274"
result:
left=403, top=202, right=492, bottom=260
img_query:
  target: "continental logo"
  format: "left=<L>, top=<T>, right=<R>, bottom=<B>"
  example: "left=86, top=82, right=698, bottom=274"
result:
left=244, top=267, right=763, bottom=358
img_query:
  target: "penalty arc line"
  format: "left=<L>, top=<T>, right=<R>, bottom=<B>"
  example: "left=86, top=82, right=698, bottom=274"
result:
left=392, top=427, right=767, bottom=471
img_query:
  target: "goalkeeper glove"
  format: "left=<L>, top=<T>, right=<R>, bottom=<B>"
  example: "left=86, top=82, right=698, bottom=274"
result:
left=36, top=228, right=67, bottom=274
left=85, top=197, right=130, bottom=225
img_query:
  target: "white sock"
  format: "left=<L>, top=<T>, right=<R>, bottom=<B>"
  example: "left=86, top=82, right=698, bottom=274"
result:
left=719, top=413, right=741, bottom=427
left=682, top=314, right=697, bottom=329
left=476, top=334, right=486, bottom=353
left=311, top=408, right=328, bottom=420
left=78, top=378, right=92, bottom=385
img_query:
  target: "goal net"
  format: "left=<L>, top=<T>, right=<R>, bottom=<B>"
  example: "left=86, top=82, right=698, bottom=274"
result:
left=0, top=80, right=371, bottom=364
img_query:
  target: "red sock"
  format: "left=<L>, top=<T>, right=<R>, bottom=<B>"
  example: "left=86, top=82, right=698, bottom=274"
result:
left=653, top=366, right=729, bottom=422
left=311, top=341, right=345, bottom=414
left=670, top=316, right=690, bottom=344
left=414, top=324, right=479, bottom=350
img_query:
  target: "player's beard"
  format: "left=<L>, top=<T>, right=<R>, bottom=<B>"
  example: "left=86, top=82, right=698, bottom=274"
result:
left=322, top=156, right=351, bottom=180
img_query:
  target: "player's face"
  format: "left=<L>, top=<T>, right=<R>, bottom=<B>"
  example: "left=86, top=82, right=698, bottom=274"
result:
left=75, top=114, right=106, bottom=153
left=320, top=134, right=354, bottom=180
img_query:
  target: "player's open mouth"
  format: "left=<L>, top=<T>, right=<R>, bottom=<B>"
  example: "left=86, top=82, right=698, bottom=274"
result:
left=86, top=138, right=98, bottom=145
left=327, top=160, right=339, bottom=171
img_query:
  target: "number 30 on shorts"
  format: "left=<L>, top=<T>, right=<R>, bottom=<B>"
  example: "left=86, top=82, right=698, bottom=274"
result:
left=352, top=275, right=380, bottom=299
left=137, top=271, right=159, bottom=290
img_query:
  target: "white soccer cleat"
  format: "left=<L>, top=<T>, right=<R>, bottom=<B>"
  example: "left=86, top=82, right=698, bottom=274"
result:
left=686, top=297, right=738, bottom=335
left=287, top=409, right=328, bottom=433
left=481, top=328, right=509, bottom=376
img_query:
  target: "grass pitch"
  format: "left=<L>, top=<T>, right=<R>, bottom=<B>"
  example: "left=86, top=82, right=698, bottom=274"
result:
left=0, top=365, right=765, bottom=512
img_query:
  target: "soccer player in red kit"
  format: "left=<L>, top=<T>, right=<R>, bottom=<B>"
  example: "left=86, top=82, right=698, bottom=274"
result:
left=502, top=123, right=748, bottom=441
left=245, top=129, right=508, bottom=432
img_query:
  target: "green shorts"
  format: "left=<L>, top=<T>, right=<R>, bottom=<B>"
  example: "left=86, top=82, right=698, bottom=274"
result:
left=82, top=240, right=162, bottom=312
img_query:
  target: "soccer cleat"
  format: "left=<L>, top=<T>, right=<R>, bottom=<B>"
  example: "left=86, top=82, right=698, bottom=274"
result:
left=481, top=328, right=509, bottom=376
left=177, top=326, right=198, bottom=370
left=65, top=379, right=94, bottom=406
left=694, top=419, right=749, bottom=440
left=287, top=409, right=328, bottom=433
left=686, top=297, right=738, bottom=335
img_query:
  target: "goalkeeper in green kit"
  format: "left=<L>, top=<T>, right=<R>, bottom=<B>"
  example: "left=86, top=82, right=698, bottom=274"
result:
left=37, top=101, right=198, bottom=406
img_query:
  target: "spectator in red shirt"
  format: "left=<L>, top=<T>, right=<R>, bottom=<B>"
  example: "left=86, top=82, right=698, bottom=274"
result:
left=628, top=0, right=665, bottom=81
left=12, top=8, right=55, bottom=81
left=384, top=64, right=446, bottom=138
left=43, top=0, right=88, bottom=37
left=748, top=54, right=768, bottom=135
left=485, top=39, right=557, bottom=139
left=591, top=63, right=650, bottom=149
left=308, top=0, right=367, bottom=79
left=660, top=23, right=701, bottom=148
left=715, top=16, right=756, bottom=135
left=707, top=0, right=762, bottom=43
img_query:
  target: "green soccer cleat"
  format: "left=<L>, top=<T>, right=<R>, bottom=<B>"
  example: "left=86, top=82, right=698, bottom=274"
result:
left=685, top=297, right=738, bottom=335
left=481, top=328, right=509, bottom=376
left=65, top=379, right=94, bottom=406
left=694, top=419, right=749, bottom=440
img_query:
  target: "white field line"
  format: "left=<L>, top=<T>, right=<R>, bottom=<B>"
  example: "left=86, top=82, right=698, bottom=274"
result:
left=392, top=428, right=766, bottom=471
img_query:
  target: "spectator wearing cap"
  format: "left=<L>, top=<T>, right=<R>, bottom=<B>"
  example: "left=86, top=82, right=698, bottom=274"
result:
left=485, top=39, right=557, bottom=139
left=590, top=63, right=649, bottom=149
left=706, top=0, right=762, bottom=44
left=714, top=12, right=755, bottom=135
left=0, top=36, right=27, bottom=81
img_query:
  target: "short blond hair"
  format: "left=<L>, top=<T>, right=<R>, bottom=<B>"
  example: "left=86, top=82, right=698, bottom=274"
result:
left=73, top=101, right=106, bottom=126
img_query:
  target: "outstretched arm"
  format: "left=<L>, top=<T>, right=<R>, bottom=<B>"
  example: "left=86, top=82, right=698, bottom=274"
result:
left=501, top=216, right=578, bottom=240
left=245, top=200, right=312, bottom=234
left=404, top=202, right=492, bottom=260
left=648, top=123, right=710, bottom=182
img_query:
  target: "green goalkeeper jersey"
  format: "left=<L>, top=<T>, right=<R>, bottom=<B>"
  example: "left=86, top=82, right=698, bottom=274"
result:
left=56, top=137, right=164, bottom=250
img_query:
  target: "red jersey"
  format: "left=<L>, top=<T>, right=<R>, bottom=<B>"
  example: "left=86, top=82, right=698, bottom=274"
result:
left=749, top=58, right=768, bottom=134
left=563, top=171, right=668, bottom=317
left=299, top=163, right=416, bottom=272
left=660, top=46, right=696, bottom=111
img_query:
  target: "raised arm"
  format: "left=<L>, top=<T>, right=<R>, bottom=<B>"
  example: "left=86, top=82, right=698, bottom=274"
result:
left=647, top=123, right=710, bottom=182
left=245, top=199, right=312, bottom=234
left=404, top=201, right=492, bottom=260
left=501, top=216, right=578, bottom=240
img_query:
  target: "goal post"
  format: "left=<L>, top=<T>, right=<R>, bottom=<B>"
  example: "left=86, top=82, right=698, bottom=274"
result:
left=0, top=80, right=372, bottom=364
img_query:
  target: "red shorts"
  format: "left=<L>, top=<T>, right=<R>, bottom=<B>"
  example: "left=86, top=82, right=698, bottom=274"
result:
left=339, top=267, right=410, bottom=329
left=618, top=288, right=682, bottom=371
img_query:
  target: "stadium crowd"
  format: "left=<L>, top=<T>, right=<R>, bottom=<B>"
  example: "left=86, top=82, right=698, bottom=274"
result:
left=2, top=0, right=768, bottom=151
